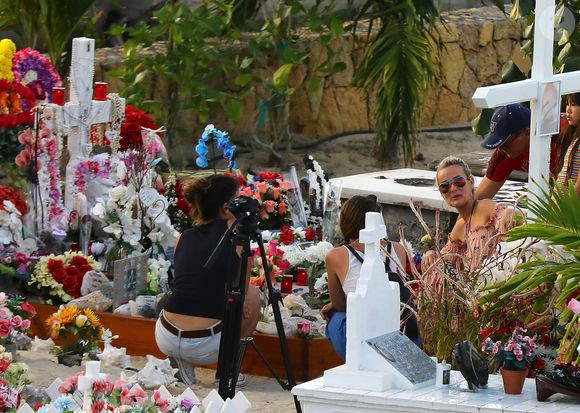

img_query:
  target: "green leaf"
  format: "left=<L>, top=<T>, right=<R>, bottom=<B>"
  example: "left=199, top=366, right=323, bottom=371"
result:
left=234, top=73, right=253, bottom=87
left=225, top=100, right=242, bottom=121
left=240, top=57, right=254, bottom=69
left=330, top=17, right=344, bottom=38
left=307, top=76, right=322, bottom=93
left=272, top=63, right=294, bottom=89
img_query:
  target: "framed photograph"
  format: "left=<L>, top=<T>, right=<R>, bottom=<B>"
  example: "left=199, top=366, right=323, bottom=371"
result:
left=538, top=80, right=561, bottom=136
left=112, top=254, right=148, bottom=307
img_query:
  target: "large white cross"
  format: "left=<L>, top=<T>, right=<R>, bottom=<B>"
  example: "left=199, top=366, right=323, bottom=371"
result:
left=472, top=0, right=580, bottom=201
left=52, top=37, right=125, bottom=214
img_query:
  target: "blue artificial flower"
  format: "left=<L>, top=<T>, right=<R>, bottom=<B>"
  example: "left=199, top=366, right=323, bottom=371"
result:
left=195, top=141, right=209, bottom=156
left=54, top=396, right=77, bottom=413
left=201, top=130, right=211, bottom=142
left=216, top=135, right=230, bottom=150
left=223, top=144, right=236, bottom=160
left=196, top=156, right=209, bottom=168
left=229, top=160, right=238, bottom=170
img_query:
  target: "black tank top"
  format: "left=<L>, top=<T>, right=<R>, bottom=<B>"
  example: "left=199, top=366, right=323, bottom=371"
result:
left=164, top=219, right=237, bottom=319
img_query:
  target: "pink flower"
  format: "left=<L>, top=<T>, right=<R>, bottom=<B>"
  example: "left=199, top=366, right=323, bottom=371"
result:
left=279, top=180, right=293, bottom=190
left=568, top=298, right=580, bottom=315
left=240, top=187, right=253, bottom=197
left=277, top=259, right=291, bottom=272
left=20, top=319, right=30, bottom=330
left=264, top=200, right=275, bottom=213
left=93, top=379, right=113, bottom=395
left=58, top=380, right=74, bottom=394
left=255, top=181, right=269, bottom=194
left=153, top=390, right=171, bottom=412
left=129, top=386, right=148, bottom=407
left=260, top=209, right=269, bottom=220
left=0, top=320, right=12, bottom=338
left=272, top=188, right=280, bottom=199
left=278, top=201, right=287, bottom=215
left=20, top=302, right=36, bottom=317
left=267, top=240, right=279, bottom=257
left=10, top=315, right=22, bottom=328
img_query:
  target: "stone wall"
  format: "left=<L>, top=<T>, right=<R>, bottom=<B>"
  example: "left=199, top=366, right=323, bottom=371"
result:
left=94, top=6, right=530, bottom=153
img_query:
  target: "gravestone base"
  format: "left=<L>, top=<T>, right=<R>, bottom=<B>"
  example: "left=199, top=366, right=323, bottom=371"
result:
left=324, top=365, right=393, bottom=392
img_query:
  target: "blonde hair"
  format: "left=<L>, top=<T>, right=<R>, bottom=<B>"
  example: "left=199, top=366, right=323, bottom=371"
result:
left=435, top=156, right=473, bottom=184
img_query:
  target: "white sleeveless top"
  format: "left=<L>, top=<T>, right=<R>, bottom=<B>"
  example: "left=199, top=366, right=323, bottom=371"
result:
left=341, top=244, right=402, bottom=295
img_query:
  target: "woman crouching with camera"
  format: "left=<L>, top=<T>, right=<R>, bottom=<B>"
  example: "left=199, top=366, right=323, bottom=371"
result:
left=155, top=174, right=260, bottom=385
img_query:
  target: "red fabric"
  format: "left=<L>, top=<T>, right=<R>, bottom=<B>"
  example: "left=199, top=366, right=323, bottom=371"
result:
left=485, top=142, right=559, bottom=182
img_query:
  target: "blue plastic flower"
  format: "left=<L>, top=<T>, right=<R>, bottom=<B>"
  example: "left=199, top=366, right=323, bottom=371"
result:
left=229, top=160, right=238, bottom=169
left=54, top=396, right=77, bottom=413
left=196, top=156, right=209, bottom=168
left=216, top=135, right=230, bottom=150
left=195, top=141, right=209, bottom=156
left=223, top=144, right=236, bottom=160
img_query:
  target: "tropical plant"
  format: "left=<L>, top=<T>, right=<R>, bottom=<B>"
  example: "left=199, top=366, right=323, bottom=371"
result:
left=0, top=0, right=98, bottom=75
left=351, top=0, right=440, bottom=164
left=481, top=184, right=580, bottom=364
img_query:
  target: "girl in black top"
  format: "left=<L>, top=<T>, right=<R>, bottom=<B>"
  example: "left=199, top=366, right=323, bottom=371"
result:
left=155, top=174, right=260, bottom=385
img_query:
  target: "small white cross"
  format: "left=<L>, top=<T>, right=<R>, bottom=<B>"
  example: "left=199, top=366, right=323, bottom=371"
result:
left=472, top=0, right=580, bottom=202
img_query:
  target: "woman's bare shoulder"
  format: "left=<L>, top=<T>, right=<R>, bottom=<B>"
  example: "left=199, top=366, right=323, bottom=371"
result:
left=326, top=246, right=347, bottom=261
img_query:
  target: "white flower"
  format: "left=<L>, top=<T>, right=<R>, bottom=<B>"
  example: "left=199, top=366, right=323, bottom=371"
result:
left=313, top=272, right=328, bottom=291
left=90, top=242, right=105, bottom=255
left=204, top=124, right=215, bottom=133
left=261, top=230, right=273, bottom=242
left=304, top=241, right=333, bottom=264
left=283, top=294, right=308, bottom=310
left=92, top=202, right=107, bottom=219
left=109, top=185, right=128, bottom=203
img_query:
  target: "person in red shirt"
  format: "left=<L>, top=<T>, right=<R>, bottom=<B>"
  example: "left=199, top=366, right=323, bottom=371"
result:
left=476, top=104, right=567, bottom=200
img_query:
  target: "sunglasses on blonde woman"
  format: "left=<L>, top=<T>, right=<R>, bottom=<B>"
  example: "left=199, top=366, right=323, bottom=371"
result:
left=438, top=176, right=467, bottom=193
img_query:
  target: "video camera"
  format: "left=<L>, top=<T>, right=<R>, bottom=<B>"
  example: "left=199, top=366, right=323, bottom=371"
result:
left=228, top=195, right=261, bottom=235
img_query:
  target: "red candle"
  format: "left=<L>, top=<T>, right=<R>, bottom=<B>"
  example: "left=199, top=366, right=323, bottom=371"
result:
left=52, top=87, right=65, bottom=105
left=296, top=268, right=308, bottom=286
left=281, top=275, right=293, bottom=294
left=94, top=82, right=108, bottom=101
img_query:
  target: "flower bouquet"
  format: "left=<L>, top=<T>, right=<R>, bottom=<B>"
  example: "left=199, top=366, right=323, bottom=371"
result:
left=240, top=172, right=293, bottom=230
left=29, top=252, right=100, bottom=303
left=46, top=305, right=103, bottom=365
left=482, top=326, right=540, bottom=394
left=0, top=293, right=36, bottom=352
left=0, top=344, right=29, bottom=412
left=249, top=239, right=291, bottom=287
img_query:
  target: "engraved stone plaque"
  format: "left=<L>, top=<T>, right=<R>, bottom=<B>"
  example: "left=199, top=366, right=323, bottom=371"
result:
left=112, top=255, right=148, bottom=307
left=366, top=330, right=436, bottom=385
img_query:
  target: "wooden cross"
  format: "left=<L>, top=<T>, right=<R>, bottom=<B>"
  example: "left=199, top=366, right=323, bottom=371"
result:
left=53, top=37, right=125, bottom=214
left=472, top=0, right=580, bottom=201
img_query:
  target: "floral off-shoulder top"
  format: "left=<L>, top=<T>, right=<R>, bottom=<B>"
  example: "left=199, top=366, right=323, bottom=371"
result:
left=428, top=204, right=515, bottom=277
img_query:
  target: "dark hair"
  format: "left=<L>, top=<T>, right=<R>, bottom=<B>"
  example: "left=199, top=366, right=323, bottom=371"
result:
left=182, top=174, right=240, bottom=224
left=339, top=195, right=381, bottom=242
left=554, top=93, right=580, bottom=176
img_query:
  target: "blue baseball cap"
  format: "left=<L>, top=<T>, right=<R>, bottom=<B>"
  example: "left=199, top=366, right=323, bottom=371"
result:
left=481, top=104, right=531, bottom=149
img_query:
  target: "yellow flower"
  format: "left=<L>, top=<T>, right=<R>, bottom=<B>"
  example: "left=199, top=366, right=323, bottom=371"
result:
left=421, top=234, right=432, bottom=244
left=83, top=308, right=101, bottom=328
left=75, top=314, right=88, bottom=328
left=56, top=306, right=80, bottom=325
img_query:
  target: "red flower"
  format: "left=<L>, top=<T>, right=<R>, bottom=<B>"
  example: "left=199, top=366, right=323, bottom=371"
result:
left=258, top=171, right=283, bottom=184
left=0, top=358, right=9, bottom=373
left=64, top=265, right=80, bottom=278
left=279, top=226, right=294, bottom=245
left=69, top=255, right=89, bottom=267
left=176, top=198, right=191, bottom=215
left=20, top=301, right=36, bottom=317
left=47, top=258, right=64, bottom=273
left=0, top=185, right=27, bottom=215
left=119, top=105, right=162, bottom=151
left=304, top=228, right=316, bottom=241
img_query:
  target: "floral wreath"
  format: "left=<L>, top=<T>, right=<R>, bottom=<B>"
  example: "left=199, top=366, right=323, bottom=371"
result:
left=12, top=48, right=62, bottom=101
left=74, top=157, right=113, bottom=195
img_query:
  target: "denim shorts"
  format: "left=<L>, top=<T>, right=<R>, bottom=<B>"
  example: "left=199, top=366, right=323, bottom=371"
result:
left=154, top=316, right=222, bottom=366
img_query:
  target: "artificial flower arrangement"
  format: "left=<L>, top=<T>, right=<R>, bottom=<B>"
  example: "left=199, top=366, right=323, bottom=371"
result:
left=0, top=293, right=36, bottom=347
left=249, top=239, right=291, bottom=287
left=0, top=186, right=26, bottom=216
left=0, top=39, right=37, bottom=167
left=240, top=172, right=292, bottom=230
left=162, top=173, right=192, bottom=233
left=46, top=305, right=103, bottom=357
left=0, top=344, right=29, bottom=412
left=481, top=326, right=540, bottom=371
left=29, top=252, right=100, bottom=303
left=12, top=47, right=62, bottom=102
left=194, top=124, right=237, bottom=170
left=46, top=372, right=200, bottom=413
left=0, top=248, right=36, bottom=282
left=119, top=105, right=163, bottom=152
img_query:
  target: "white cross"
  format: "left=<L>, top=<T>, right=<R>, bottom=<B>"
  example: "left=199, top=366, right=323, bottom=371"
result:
left=472, top=0, right=580, bottom=202
left=51, top=37, right=125, bottom=214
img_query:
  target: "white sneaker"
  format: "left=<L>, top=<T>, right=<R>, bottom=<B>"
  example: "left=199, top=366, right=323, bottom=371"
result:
left=170, top=357, right=197, bottom=385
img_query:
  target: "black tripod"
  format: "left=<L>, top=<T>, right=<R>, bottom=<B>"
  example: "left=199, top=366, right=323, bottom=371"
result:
left=205, top=196, right=302, bottom=413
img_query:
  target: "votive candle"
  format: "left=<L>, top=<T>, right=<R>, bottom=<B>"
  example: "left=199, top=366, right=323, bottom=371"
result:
left=296, top=268, right=308, bottom=286
left=281, top=275, right=293, bottom=294
left=52, top=87, right=65, bottom=105
left=94, top=82, right=108, bottom=101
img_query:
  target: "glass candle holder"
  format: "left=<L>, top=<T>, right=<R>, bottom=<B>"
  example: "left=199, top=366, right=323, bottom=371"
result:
left=94, top=82, right=108, bottom=101
left=52, top=87, right=65, bottom=105
left=281, top=274, right=293, bottom=294
left=296, top=268, right=308, bottom=286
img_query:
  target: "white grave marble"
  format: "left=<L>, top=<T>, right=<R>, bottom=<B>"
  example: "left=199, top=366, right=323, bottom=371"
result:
left=293, top=370, right=580, bottom=413
left=329, top=168, right=526, bottom=213
left=472, top=0, right=580, bottom=201
left=323, top=212, right=435, bottom=392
